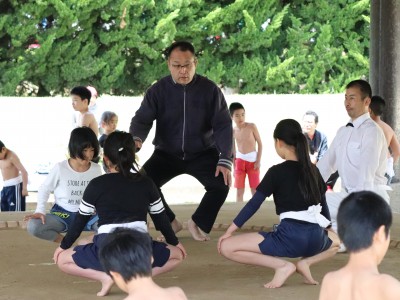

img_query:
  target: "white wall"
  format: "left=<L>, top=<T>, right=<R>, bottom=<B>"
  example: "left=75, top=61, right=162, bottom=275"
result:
left=0, top=94, right=348, bottom=202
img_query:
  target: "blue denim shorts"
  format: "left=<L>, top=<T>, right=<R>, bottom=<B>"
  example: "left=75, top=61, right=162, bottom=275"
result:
left=49, top=203, right=99, bottom=232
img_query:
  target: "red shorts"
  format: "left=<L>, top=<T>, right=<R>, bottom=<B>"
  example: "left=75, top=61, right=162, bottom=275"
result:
left=234, top=158, right=260, bottom=189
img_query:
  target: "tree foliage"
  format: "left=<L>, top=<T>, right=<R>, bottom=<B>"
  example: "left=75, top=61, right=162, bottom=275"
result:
left=0, top=0, right=370, bottom=96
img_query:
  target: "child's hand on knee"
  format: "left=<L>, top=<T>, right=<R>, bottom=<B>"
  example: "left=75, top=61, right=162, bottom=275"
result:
left=24, top=213, right=46, bottom=224
left=53, top=246, right=65, bottom=264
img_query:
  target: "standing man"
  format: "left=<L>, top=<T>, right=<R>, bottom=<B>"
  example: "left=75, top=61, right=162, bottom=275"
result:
left=130, top=41, right=233, bottom=241
left=302, top=110, right=338, bottom=190
left=302, top=110, right=328, bottom=164
left=317, top=80, right=389, bottom=235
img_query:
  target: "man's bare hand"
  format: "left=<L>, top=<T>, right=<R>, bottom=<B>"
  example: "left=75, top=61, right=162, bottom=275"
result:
left=215, top=166, right=232, bottom=186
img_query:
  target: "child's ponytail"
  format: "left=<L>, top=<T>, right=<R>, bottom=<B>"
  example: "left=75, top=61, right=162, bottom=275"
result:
left=103, top=131, right=140, bottom=180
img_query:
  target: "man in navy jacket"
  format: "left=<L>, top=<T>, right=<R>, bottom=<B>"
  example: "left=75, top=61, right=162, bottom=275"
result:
left=130, top=41, right=233, bottom=241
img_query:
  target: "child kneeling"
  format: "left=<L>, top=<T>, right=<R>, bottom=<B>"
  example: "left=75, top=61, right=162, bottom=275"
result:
left=218, top=119, right=339, bottom=288
left=99, top=228, right=187, bottom=300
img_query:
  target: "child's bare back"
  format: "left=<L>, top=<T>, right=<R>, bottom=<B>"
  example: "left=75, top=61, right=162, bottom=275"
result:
left=125, top=286, right=187, bottom=300
left=320, top=267, right=400, bottom=300
left=78, top=111, right=99, bottom=136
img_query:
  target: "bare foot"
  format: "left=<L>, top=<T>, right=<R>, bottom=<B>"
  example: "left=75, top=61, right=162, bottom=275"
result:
left=187, top=219, right=210, bottom=241
left=264, top=262, right=296, bottom=288
left=296, top=260, right=319, bottom=285
left=171, top=219, right=183, bottom=233
left=97, top=276, right=114, bottom=296
left=157, top=219, right=183, bottom=242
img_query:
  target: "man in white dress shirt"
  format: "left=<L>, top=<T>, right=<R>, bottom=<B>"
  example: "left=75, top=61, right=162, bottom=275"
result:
left=317, top=80, right=389, bottom=234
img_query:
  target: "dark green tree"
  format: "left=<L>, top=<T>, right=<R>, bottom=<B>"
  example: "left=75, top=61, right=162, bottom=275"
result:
left=0, top=0, right=370, bottom=96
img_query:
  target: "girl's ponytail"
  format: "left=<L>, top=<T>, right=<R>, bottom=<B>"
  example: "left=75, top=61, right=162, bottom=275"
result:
left=103, top=132, right=140, bottom=180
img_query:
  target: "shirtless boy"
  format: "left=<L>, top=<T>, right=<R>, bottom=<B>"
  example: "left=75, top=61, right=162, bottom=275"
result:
left=369, top=95, right=400, bottom=184
left=229, top=102, right=262, bottom=202
left=319, top=191, right=400, bottom=300
left=0, top=140, right=28, bottom=211
left=71, top=86, right=99, bottom=136
left=99, top=228, right=187, bottom=300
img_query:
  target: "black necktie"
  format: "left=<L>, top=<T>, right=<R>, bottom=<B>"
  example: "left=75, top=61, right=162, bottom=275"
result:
left=346, top=122, right=354, bottom=127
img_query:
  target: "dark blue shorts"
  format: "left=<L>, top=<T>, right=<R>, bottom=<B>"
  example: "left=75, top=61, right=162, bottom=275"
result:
left=258, top=218, right=332, bottom=258
left=1, top=183, right=26, bottom=211
left=72, top=233, right=171, bottom=271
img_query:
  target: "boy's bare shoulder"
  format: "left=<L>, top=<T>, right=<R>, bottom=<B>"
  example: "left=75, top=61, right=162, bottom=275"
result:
left=378, top=274, right=400, bottom=299
left=165, top=287, right=187, bottom=300
left=6, top=150, right=19, bottom=162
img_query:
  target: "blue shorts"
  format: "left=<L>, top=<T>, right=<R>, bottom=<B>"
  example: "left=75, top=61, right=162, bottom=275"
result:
left=1, top=182, right=26, bottom=211
left=72, top=233, right=171, bottom=271
left=258, top=218, right=332, bottom=258
left=50, top=204, right=98, bottom=232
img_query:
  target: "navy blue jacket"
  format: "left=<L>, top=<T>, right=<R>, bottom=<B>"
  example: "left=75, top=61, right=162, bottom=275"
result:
left=130, top=74, right=233, bottom=169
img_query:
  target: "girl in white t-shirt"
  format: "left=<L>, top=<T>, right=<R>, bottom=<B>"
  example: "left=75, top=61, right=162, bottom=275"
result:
left=25, top=127, right=102, bottom=243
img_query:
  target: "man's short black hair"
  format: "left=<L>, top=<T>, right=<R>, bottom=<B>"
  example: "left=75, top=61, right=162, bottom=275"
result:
left=165, top=41, right=195, bottom=59
left=304, top=110, right=319, bottom=124
left=71, top=86, right=92, bottom=105
left=337, top=191, right=392, bottom=252
left=99, top=228, right=153, bottom=282
left=68, top=127, right=100, bottom=160
left=0, top=140, right=4, bottom=149
left=346, top=79, right=372, bottom=99
left=370, top=95, right=386, bottom=116
left=229, top=102, right=245, bottom=116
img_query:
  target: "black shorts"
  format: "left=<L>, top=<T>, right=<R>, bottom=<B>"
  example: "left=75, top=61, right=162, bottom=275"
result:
left=72, top=233, right=171, bottom=271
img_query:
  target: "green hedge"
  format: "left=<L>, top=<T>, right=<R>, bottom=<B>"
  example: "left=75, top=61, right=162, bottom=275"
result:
left=0, top=0, right=370, bottom=96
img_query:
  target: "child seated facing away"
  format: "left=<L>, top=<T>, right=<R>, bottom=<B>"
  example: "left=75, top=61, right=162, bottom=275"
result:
left=99, top=228, right=187, bottom=300
left=229, top=102, right=263, bottom=202
left=25, top=127, right=102, bottom=243
left=71, top=86, right=99, bottom=137
left=218, top=119, right=339, bottom=288
left=99, top=111, right=118, bottom=148
left=0, top=140, right=28, bottom=211
left=319, top=191, right=400, bottom=300
left=53, top=131, right=186, bottom=297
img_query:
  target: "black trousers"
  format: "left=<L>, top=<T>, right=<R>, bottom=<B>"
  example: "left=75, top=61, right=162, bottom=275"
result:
left=142, top=149, right=229, bottom=233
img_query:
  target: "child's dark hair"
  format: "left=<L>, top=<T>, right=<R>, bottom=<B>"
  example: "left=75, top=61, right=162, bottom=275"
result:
left=346, top=79, right=372, bottom=99
left=229, top=102, right=245, bottom=116
left=103, top=131, right=139, bottom=179
left=101, top=111, right=118, bottom=124
left=165, top=41, right=195, bottom=59
left=370, top=95, right=386, bottom=116
left=99, top=228, right=152, bottom=281
left=273, top=119, right=322, bottom=205
left=0, top=140, right=5, bottom=149
left=71, top=86, right=92, bottom=105
left=337, top=191, right=392, bottom=252
left=68, top=127, right=100, bottom=160
left=304, top=110, right=319, bottom=124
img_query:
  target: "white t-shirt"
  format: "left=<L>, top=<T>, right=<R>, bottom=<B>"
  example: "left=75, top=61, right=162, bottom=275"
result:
left=35, top=160, right=102, bottom=214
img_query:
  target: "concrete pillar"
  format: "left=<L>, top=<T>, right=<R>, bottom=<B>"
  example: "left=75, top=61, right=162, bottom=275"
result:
left=369, top=0, right=380, bottom=95
left=378, top=0, right=400, bottom=175
left=370, top=0, right=400, bottom=175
